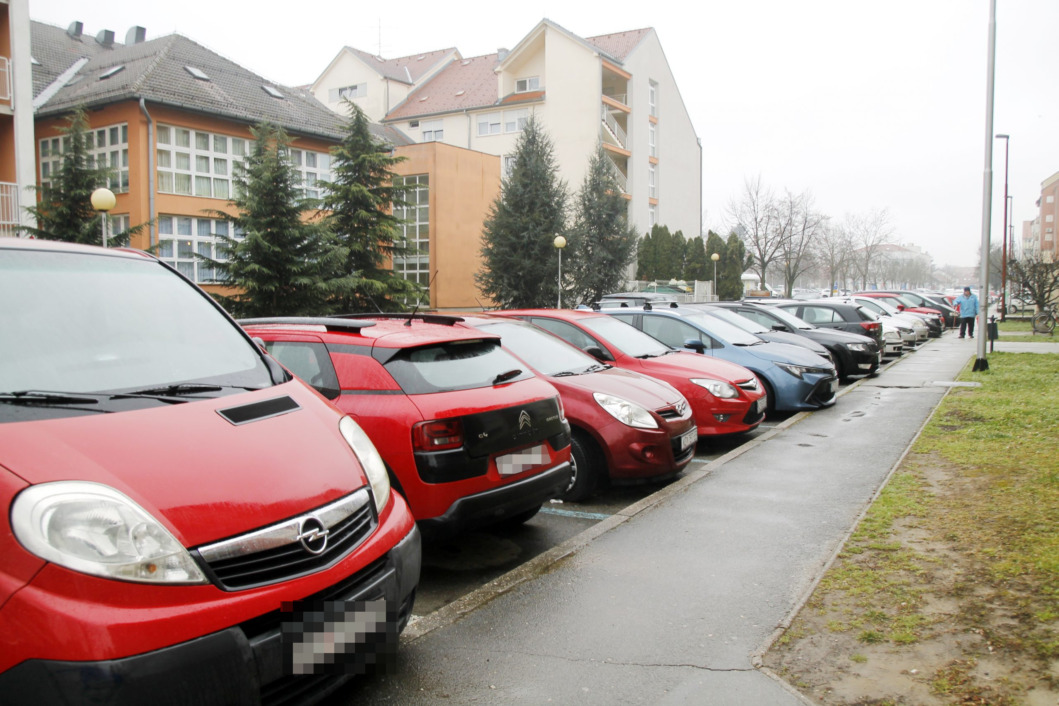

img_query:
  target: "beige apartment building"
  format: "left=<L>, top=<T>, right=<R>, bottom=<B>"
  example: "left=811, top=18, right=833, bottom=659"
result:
left=312, top=19, right=702, bottom=243
left=0, top=0, right=35, bottom=236
left=1030, top=171, right=1059, bottom=262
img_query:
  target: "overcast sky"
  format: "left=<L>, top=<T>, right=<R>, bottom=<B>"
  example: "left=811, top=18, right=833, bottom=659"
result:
left=29, top=0, right=1059, bottom=269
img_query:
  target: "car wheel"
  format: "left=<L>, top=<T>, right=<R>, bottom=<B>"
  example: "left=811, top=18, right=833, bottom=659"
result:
left=1008, top=303, right=1018, bottom=313
left=832, top=355, right=848, bottom=383
left=563, top=431, right=603, bottom=502
left=759, top=378, right=777, bottom=417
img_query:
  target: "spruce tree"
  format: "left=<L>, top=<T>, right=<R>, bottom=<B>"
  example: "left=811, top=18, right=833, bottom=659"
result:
left=705, top=230, right=728, bottom=297
left=683, top=235, right=709, bottom=281
left=566, top=145, right=638, bottom=306
left=476, top=117, right=568, bottom=308
left=318, top=102, right=419, bottom=312
left=720, top=231, right=752, bottom=301
left=207, top=122, right=346, bottom=318
left=23, top=107, right=131, bottom=246
left=636, top=224, right=685, bottom=281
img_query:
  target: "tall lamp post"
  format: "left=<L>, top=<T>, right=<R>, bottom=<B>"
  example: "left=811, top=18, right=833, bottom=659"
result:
left=91, top=187, right=116, bottom=248
left=553, top=234, right=567, bottom=309
left=996, top=133, right=1009, bottom=320
left=711, top=252, right=720, bottom=300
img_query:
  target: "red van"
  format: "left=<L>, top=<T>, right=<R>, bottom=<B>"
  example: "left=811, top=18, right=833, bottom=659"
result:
left=0, top=239, right=420, bottom=705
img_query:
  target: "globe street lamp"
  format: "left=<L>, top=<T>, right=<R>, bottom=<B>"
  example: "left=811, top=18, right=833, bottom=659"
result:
left=90, top=187, right=116, bottom=248
left=553, top=234, right=567, bottom=308
left=711, top=252, right=720, bottom=300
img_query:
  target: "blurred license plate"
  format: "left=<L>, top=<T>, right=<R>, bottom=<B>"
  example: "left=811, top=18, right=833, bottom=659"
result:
left=496, top=444, right=548, bottom=476
left=679, top=428, right=697, bottom=451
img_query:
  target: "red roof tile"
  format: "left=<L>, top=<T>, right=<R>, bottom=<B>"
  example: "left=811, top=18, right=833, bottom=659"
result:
left=585, top=28, right=651, bottom=61
left=384, top=54, right=499, bottom=121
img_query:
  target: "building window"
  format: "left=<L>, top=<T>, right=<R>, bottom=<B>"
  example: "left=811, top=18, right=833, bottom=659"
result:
left=648, top=204, right=657, bottom=227
left=285, top=147, right=331, bottom=200
left=329, top=83, right=367, bottom=102
left=648, top=163, right=657, bottom=199
left=392, top=175, right=430, bottom=297
left=477, top=113, right=502, bottom=136
left=39, top=123, right=130, bottom=193
left=648, top=80, right=658, bottom=117
left=157, top=215, right=236, bottom=283
left=503, top=155, right=516, bottom=178
left=1048, top=195, right=1055, bottom=204
left=515, top=77, right=540, bottom=93
left=421, top=120, right=444, bottom=142
left=504, top=109, right=528, bottom=133
left=648, top=123, right=657, bottom=158
left=1047, top=214, right=1055, bottom=223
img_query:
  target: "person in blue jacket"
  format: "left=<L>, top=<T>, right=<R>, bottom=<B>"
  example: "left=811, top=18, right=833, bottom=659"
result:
left=954, top=286, right=979, bottom=339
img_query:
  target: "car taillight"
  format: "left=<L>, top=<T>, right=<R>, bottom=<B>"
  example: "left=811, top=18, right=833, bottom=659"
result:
left=413, top=419, right=464, bottom=451
left=860, top=322, right=881, bottom=334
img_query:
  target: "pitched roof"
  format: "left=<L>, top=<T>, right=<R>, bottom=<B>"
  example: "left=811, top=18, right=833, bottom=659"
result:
left=30, top=20, right=411, bottom=146
left=345, top=46, right=457, bottom=85
left=383, top=53, right=501, bottom=122
left=585, top=28, right=651, bottom=61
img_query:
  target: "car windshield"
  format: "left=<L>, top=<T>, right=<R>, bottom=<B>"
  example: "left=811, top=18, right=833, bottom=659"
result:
left=858, top=298, right=896, bottom=316
left=0, top=247, right=271, bottom=396
left=756, top=305, right=814, bottom=330
left=704, top=308, right=770, bottom=334
left=682, top=311, right=761, bottom=345
left=892, top=293, right=920, bottom=308
left=475, top=321, right=599, bottom=376
left=384, top=339, right=533, bottom=394
left=580, top=316, right=672, bottom=358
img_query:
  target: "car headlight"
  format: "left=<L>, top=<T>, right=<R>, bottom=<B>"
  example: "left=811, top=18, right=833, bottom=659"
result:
left=340, top=416, right=390, bottom=513
left=11, top=481, right=208, bottom=584
left=848, top=343, right=868, bottom=352
left=777, top=363, right=833, bottom=380
left=593, top=392, right=658, bottom=429
left=690, top=378, right=740, bottom=399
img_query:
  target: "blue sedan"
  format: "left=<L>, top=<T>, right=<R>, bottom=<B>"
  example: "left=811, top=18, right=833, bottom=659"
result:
left=603, top=305, right=838, bottom=413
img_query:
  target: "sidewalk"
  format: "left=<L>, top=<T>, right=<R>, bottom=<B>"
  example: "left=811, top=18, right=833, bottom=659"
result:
left=346, top=334, right=1032, bottom=705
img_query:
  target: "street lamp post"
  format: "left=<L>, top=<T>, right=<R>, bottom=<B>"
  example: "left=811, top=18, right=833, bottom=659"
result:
left=996, top=133, right=1009, bottom=320
left=553, top=235, right=567, bottom=308
left=710, top=252, right=720, bottom=300
left=90, top=187, right=116, bottom=248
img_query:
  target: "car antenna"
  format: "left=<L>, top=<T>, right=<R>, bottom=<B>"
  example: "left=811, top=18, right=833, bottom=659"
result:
left=405, top=270, right=439, bottom=326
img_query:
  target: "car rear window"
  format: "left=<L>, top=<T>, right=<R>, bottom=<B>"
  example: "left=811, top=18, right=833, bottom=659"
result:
left=384, top=340, right=534, bottom=394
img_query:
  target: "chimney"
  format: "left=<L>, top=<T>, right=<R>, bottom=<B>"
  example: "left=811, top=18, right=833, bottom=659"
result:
left=497, top=47, right=509, bottom=61
left=66, top=21, right=83, bottom=39
left=125, top=26, right=147, bottom=45
left=95, top=29, right=115, bottom=48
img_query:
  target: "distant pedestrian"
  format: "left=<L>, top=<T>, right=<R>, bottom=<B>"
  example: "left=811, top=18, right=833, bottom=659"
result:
left=955, top=286, right=979, bottom=339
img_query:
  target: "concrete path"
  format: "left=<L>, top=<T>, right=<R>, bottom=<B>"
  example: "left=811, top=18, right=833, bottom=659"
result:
left=341, top=333, right=1049, bottom=705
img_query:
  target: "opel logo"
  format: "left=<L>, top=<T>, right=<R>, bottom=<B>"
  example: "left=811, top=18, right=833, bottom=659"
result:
left=296, top=516, right=329, bottom=555
left=518, top=410, right=532, bottom=430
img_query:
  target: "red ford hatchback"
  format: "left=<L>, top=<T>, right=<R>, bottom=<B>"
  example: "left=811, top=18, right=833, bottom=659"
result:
left=497, top=310, right=768, bottom=437
left=241, top=315, right=572, bottom=535
left=458, top=314, right=697, bottom=500
left=0, top=239, right=419, bottom=705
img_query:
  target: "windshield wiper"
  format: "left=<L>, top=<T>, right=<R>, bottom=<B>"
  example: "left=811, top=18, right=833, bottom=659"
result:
left=551, top=371, right=579, bottom=377
left=583, top=363, right=611, bottom=373
left=0, top=391, right=102, bottom=405
left=117, top=383, right=226, bottom=397
left=492, top=369, right=523, bottom=385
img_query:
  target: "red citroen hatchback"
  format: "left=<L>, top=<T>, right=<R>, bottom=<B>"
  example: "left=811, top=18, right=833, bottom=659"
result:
left=0, top=239, right=419, bottom=705
left=241, top=315, right=573, bottom=535
left=497, top=310, right=768, bottom=436
left=458, top=314, right=697, bottom=501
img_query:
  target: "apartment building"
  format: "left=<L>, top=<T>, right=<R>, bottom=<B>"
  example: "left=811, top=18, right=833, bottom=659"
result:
left=1032, top=170, right=1059, bottom=262
left=313, top=19, right=702, bottom=242
left=0, top=0, right=35, bottom=236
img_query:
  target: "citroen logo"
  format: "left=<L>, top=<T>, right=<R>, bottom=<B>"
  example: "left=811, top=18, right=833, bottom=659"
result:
left=518, top=410, right=532, bottom=430
left=296, top=516, right=329, bottom=555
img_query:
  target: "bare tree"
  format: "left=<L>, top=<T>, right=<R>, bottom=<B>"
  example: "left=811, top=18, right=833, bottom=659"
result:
left=847, top=209, right=894, bottom=289
left=727, top=176, right=784, bottom=290
left=1009, top=252, right=1059, bottom=312
left=776, top=190, right=826, bottom=296
left=814, top=221, right=854, bottom=295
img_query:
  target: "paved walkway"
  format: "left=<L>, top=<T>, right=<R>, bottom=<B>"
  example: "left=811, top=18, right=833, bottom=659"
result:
left=344, top=334, right=1054, bottom=705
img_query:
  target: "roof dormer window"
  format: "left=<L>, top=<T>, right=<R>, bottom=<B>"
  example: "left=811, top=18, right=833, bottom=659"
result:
left=515, top=77, right=539, bottom=93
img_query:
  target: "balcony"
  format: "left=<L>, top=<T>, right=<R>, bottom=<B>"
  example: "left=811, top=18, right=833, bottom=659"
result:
left=601, top=104, right=628, bottom=151
left=1, top=182, right=20, bottom=236
left=603, top=155, right=628, bottom=195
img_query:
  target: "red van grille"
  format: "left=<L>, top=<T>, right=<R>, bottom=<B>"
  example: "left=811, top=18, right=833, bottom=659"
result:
left=195, top=489, right=378, bottom=591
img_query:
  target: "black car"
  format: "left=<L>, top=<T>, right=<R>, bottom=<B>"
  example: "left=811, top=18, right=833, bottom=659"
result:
left=714, top=301, right=882, bottom=382
left=757, top=299, right=885, bottom=347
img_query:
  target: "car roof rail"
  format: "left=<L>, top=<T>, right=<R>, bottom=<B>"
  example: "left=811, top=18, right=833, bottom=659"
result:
left=331, top=312, right=465, bottom=326
left=238, top=317, right=377, bottom=332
